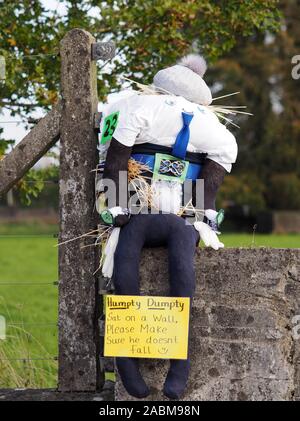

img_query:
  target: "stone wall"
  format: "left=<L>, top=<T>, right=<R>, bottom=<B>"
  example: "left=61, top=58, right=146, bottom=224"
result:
left=115, top=248, right=300, bottom=401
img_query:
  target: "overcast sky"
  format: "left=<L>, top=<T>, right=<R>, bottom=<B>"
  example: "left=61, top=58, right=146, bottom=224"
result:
left=0, top=1, right=97, bottom=166
left=1, top=1, right=66, bottom=145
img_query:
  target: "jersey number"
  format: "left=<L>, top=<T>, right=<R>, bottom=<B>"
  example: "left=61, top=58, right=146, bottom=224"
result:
left=100, top=111, right=120, bottom=144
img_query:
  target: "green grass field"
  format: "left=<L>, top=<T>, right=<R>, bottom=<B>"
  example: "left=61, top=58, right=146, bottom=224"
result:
left=0, top=222, right=299, bottom=388
left=215, top=233, right=300, bottom=248
left=0, top=223, right=58, bottom=388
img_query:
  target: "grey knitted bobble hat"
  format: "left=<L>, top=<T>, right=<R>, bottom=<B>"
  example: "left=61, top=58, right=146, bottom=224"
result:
left=153, top=54, right=212, bottom=105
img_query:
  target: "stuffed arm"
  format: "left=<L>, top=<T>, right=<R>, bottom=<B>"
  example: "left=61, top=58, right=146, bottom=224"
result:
left=193, top=158, right=226, bottom=250
left=201, top=158, right=226, bottom=211
left=101, top=137, right=132, bottom=227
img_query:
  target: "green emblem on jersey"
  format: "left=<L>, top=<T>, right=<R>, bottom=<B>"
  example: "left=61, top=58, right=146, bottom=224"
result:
left=100, top=111, right=120, bottom=144
left=153, top=153, right=189, bottom=183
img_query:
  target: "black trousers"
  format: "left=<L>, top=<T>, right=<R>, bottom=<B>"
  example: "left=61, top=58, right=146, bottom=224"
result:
left=113, top=213, right=199, bottom=298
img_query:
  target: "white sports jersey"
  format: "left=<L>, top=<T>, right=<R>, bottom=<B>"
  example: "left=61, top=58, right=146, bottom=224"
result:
left=100, top=91, right=237, bottom=172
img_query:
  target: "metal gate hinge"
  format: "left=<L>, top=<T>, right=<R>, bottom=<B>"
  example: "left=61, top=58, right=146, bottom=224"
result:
left=92, top=42, right=116, bottom=61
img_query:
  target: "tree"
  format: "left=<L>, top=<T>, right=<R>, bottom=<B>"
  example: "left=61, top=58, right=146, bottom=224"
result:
left=0, top=0, right=281, bottom=201
left=209, top=0, right=300, bottom=211
left=0, top=0, right=281, bottom=116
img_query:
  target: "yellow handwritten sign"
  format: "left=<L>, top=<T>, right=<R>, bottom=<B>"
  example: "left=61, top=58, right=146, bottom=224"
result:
left=104, top=295, right=190, bottom=359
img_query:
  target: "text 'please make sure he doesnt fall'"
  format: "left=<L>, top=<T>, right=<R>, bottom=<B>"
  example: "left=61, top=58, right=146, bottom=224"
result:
left=104, top=295, right=190, bottom=359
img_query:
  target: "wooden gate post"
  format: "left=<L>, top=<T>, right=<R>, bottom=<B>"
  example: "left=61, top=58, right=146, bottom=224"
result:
left=59, top=29, right=100, bottom=391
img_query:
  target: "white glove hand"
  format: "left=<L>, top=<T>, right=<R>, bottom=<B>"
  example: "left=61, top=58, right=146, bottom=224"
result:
left=109, top=206, right=126, bottom=217
left=100, top=206, right=130, bottom=227
left=102, top=227, right=121, bottom=278
left=194, top=221, right=224, bottom=250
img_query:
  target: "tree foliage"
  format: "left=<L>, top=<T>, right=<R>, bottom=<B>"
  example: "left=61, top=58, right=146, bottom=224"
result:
left=0, top=0, right=282, bottom=205
left=0, top=0, right=281, bottom=115
left=211, top=0, right=300, bottom=211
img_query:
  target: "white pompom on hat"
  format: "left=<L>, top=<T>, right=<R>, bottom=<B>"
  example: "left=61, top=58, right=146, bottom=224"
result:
left=178, top=54, right=207, bottom=77
left=153, top=54, right=212, bottom=105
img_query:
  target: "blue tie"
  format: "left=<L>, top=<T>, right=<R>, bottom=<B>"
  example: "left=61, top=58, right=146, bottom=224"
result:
left=172, top=111, right=194, bottom=160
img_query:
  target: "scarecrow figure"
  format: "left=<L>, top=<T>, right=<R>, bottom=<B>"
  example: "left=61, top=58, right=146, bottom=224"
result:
left=98, top=55, right=238, bottom=399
